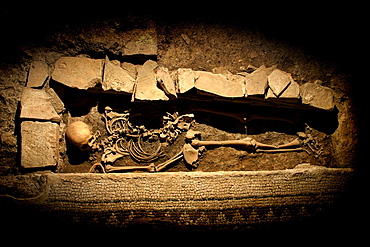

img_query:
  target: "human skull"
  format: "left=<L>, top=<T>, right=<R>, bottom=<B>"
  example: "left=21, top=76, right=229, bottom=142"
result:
left=65, top=121, right=92, bottom=151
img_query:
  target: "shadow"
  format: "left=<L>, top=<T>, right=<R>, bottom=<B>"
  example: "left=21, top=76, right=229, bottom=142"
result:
left=65, top=141, right=91, bottom=165
left=178, top=99, right=338, bottom=135
left=300, top=107, right=339, bottom=135
left=50, top=80, right=98, bottom=117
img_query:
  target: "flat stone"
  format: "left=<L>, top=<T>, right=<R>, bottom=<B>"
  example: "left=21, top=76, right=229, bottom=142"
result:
left=134, top=60, right=168, bottom=101
left=155, top=67, right=177, bottom=99
left=123, top=28, right=157, bottom=56
left=280, top=78, right=300, bottom=99
left=102, top=56, right=135, bottom=93
left=244, top=65, right=269, bottom=96
left=52, top=57, right=104, bottom=90
left=21, top=121, right=59, bottom=168
left=300, top=83, right=335, bottom=110
left=267, top=69, right=291, bottom=97
left=195, top=71, right=244, bottom=98
left=20, top=88, right=61, bottom=122
left=176, top=68, right=196, bottom=93
left=26, top=61, right=49, bottom=88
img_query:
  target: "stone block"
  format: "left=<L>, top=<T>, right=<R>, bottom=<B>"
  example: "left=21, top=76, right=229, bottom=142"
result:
left=195, top=71, right=244, bottom=98
left=21, top=121, right=59, bottom=168
left=244, top=65, right=269, bottom=97
left=267, top=69, right=291, bottom=97
left=280, top=78, right=300, bottom=99
left=265, top=74, right=300, bottom=100
left=20, top=88, right=61, bottom=122
left=176, top=68, right=196, bottom=93
left=26, top=61, right=49, bottom=88
left=133, top=60, right=168, bottom=101
left=52, top=57, right=104, bottom=90
left=300, top=83, right=335, bottom=110
left=102, top=56, right=135, bottom=93
left=123, top=28, right=157, bottom=56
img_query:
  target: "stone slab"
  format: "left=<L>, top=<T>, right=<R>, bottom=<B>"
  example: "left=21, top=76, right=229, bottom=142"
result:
left=46, top=88, right=65, bottom=114
left=52, top=57, right=104, bottom=90
left=121, top=62, right=137, bottom=79
left=195, top=71, right=244, bottom=98
left=280, top=78, right=300, bottom=99
left=267, top=69, right=291, bottom=97
left=176, top=68, right=196, bottom=93
left=21, top=121, right=59, bottom=168
left=265, top=76, right=300, bottom=100
left=20, top=88, right=61, bottom=122
left=244, top=66, right=269, bottom=96
left=133, top=60, right=168, bottom=101
left=102, top=56, right=135, bottom=93
left=300, top=83, right=335, bottom=110
left=26, top=61, right=49, bottom=88
left=122, top=28, right=157, bottom=56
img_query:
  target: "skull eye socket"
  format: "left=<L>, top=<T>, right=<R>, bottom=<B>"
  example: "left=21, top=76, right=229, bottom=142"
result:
left=80, top=144, right=89, bottom=151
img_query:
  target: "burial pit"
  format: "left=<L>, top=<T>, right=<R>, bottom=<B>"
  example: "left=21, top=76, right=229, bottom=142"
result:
left=0, top=14, right=359, bottom=233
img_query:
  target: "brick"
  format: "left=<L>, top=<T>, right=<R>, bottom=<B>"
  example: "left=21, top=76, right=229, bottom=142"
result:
left=21, top=121, right=59, bottom=168
left=52, top=57, right=104, bottom=90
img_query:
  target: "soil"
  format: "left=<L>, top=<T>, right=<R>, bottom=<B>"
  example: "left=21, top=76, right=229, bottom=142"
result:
left=0, top=9, right=360, bottom=174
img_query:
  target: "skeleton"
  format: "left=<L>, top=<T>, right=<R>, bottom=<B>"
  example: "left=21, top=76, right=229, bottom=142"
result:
left=66, top=106, right=323, bottom=173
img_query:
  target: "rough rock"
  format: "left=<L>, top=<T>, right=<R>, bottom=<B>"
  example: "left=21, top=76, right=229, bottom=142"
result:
left=267, top=69, right=291, bottom=97
left=195, top=71, right=244, bottom=98
left=300, top=83, right=335, bottom=110
left=176, top=68, right=196, bottom=93
left=21, top=121, right=59, bottom=168
left=102, top=56, right=135, bottom=93
left=20, top=88, right=61, bottom=122
left=52, top=57, right=104, bottom=90
left=133, top=60, right=168, bottom=101
left=155, top=67, right=177, bottom=99
left=26, top=61, right=49, bottom=88
left=122, top=28, right=157, bottom=56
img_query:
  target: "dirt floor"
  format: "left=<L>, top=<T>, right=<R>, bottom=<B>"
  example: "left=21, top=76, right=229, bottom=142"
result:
left=0, top=9, right=361, bottom=174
